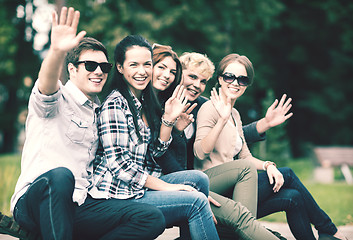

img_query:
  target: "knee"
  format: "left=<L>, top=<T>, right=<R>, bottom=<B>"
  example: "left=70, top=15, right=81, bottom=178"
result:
left=283, top=189, right=304, bottom=210
left=146, top=207, right=166, bottom=232
left=279, top=167, right=298, bottom=182
left=191, top=191, right=209, bottom=209
left=135, top=206, right=166, bottom=239
left=188, top=170, right=210, bottom=195
left=212, top=197, right=254, bottom=228
left=45, top=167, right=75, bottom=194
left=241, top=160, right=257, bottom=178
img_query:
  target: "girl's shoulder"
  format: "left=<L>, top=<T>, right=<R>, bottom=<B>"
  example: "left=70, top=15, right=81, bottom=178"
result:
left=100, top=90, right=129, bottom=111
left=199, top=99, right=215, bottom=112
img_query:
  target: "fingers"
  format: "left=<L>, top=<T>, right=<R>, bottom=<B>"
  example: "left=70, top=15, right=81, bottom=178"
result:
left=59, top=7, right=67, bottom=25
left=267, top=171, right=274, bottom=185
left=278, top=94, right=287, bottom=107
left=170, top=84, right=180, bottom=100
left=51, top=11, right=58, bottom=27
left=273, top=174, right=284, bottom=193
left=268, top=99, right=278, bottom=112
left=226, top=96, right=231, bottom=105
left=285, top=112, right=293, bottom=120
left=76, top=30, right=87, bottom=42
left=208, top=196, right=221, bottom=207
left=183, top=185, right=197, bottom=192
left=57, top=7, right=82, bottom=30
left=185, top=103, right=197, bottom=114
left=65, top=7, right=75, bottom=26
left=188, top=114, right=195, bottom=122
left=176, top=85, right=183, bottom=99
left=212, top=212, right=218, bottom=225
left=71, top=10, right=81, bottom=30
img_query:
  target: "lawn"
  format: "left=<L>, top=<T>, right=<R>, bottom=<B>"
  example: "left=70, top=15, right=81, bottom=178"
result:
left=260, top=159, right=353, bottom=226
left=0, top=154, right=21, bottom=216
left=1, top=154, right=352, bottom=226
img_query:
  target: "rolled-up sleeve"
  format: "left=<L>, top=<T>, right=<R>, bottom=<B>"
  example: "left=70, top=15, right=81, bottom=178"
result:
left=30, top=80, right=61, bottom=118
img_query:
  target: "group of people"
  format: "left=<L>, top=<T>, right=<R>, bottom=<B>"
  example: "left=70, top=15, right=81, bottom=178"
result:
left=10, top=6, right=347, bottom=240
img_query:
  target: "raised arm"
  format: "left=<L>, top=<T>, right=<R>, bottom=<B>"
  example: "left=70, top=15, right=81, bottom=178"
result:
left=38, top=7, right=86, bottom=95
left=194, top=88, right=231, bottom=159
left=159, top=85, right=188, bottom=141
left=255, top=94, right=293, bottom=134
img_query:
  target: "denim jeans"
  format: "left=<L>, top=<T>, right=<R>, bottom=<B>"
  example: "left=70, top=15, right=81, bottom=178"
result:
left=132, top=170, right=220, bottom=240
left=258, top=167, right=338, bottom=240
left=13, top=167, right=165, bottom=240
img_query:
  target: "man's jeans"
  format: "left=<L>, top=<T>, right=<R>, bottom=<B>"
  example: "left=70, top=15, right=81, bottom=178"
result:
left=132, top=170, right=220, bottom=240
left=258, top=167, right=338, bottom=240
left=13, top=167, right=165, bottom=240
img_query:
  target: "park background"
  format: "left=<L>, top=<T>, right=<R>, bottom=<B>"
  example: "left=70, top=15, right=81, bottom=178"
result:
left=0, top=0, right=352, bottom=229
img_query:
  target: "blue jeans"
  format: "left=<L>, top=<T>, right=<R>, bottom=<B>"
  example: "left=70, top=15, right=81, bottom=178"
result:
left=13, top=167, right=165, bottom=240
left=132, top=170, right=220, bottom=240
left=257, top=167, right=338, bottom=240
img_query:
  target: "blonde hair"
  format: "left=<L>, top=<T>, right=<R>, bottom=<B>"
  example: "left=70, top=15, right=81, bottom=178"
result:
left=179, top=52, right=215, bottom=80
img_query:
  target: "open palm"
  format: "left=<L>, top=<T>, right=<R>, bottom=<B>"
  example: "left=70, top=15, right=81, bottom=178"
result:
left=50, top=7, right=86, bottom=53
left=164, top=85, right=188, bottom=122
left=210, top=88, right=231, bottom=121
left=265, top=94, right=293, bottom=128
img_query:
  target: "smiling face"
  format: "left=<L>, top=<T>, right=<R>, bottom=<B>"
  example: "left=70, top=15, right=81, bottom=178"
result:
left=69, top=49, right=108, bottom=101
left=219, top=61, right=248, bottom=101
left=181, top=68, right=209, bottom=102
left=117, top=46, right=152, bottom=98
left=152, top=56, right=177, bottom=92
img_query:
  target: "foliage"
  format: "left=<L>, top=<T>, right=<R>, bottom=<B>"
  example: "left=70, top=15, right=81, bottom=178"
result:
left=1, top=0, right=353, bottom=156
left=0, top=0, right=40, bottom=153
left=250, top=89, right=291, bottom=163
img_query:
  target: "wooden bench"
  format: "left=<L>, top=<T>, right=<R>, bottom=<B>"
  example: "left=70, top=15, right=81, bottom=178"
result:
left=313, top=146, right=353, bottom=184
left=0, top=212, right=41, bottom=240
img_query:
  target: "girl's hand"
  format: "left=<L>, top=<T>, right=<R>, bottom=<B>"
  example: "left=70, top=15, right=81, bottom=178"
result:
left=264, top=94, right=293, bottom=128
left=210, top=88, right=231, bottom=122
left=175, top=102, right=197, bottom=131
left=266, top=165, right=284, bottom=193
left=166, top=184, right=198, bottom=192
left=164, top=85, right=188, bottom=122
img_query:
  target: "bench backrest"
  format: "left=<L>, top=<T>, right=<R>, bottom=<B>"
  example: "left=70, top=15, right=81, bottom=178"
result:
left=314, top=146, right=353, bottom=167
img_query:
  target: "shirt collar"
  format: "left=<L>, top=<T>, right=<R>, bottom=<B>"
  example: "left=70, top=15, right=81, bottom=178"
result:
left=128, top=88, right=143, bottom=112
left=65, top=80, right=100, bottom=107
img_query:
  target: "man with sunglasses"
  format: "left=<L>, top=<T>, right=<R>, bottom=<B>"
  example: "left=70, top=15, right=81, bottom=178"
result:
left=10, top=7, right=165, bottom=240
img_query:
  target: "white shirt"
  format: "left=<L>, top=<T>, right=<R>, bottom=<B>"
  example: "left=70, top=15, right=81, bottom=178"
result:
left=11, top=80, right=100, bottom=212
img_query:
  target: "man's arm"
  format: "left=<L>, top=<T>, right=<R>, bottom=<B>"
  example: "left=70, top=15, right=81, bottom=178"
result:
left=243, top=94, right=293, bottom=144
left=242, top=121, right=265, bottom=144
left=37, top=7, right=86, bottom=95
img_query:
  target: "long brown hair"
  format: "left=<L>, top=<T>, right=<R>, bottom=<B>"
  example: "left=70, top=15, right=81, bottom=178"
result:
left=152, top=44, right=182, bottom=104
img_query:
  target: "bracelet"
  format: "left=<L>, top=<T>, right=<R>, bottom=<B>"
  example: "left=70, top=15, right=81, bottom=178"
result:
left=263, top=161, right=276, bottom=171
left=161, top=115, right=177, bottom=127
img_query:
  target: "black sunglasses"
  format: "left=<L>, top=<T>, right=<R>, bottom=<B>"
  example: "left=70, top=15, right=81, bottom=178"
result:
left=221, top=72, right=251, bottom=86
left=76, top=61, right=113, bottom=73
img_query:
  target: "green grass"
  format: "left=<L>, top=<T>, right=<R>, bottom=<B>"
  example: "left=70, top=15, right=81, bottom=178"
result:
left=0, top=154, right=21, bottom=216
left=260, top=159, right=353, bottom=226
left=1, top=155, right=353, bottom=226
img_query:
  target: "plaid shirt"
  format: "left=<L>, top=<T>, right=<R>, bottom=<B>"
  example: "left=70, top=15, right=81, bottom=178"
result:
left=89, top=90, right=171, bottom=200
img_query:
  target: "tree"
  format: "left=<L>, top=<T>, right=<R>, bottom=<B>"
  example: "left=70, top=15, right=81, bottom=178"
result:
left=0, top=0, right=40, bottom=153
